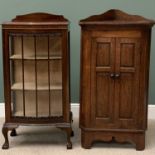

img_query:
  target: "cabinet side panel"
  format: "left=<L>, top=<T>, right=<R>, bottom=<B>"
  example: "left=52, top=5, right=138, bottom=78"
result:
left=138, top=30, right=151, bottom=129
left=80, top=30, right=91, bottom=127
left=3, top=30, right=11, bottom=121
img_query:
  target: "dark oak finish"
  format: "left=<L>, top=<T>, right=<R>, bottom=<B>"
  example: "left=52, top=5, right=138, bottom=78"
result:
left=79, top=9, right=155, bottom=150
left=2, top=13, right=73, bottom=149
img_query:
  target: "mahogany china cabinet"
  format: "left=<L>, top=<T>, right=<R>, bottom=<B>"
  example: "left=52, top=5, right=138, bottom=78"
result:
left=79, top=9, right=155, bottom=150
left=2, top=13, right=73, bottom=149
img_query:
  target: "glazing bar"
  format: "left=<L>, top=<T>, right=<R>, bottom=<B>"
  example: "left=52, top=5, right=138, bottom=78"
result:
left=47, top=35, right=51, bottom=116
left=34, top=35, right=38, bottom=117
left=21, top=36, right=25, bottom=116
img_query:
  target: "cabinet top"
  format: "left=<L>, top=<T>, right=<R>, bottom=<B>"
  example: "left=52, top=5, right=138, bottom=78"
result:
left=80, top=9, right=155, bottom=27
left=2, top=12, right=69, bottom=29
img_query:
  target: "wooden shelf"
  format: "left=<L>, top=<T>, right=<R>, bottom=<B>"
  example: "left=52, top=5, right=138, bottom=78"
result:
left=11, top=82, right=62, bottom=90
left=13, top=110, right=62, bottom=117
left=10, top=54, right=62, bottom=60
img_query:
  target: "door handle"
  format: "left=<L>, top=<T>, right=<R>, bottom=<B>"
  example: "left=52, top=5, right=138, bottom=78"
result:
left=110, top=73, right=115, bottom=78
left=115, top=73, right=120, bottom=78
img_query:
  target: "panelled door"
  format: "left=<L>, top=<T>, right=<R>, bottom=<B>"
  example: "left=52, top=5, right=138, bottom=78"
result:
left=91, top=34, right=141, bottom=129
left=91, top=37, right=116, bottom=128
left=114, top=38, right=141, bottom=129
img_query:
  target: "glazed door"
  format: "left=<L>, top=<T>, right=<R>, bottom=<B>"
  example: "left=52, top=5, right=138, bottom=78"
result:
left=7, top=31, right=66, bottom=122
left=115, top=38, right=141, bottom=129
left=91, top=37, right=116, bottom=128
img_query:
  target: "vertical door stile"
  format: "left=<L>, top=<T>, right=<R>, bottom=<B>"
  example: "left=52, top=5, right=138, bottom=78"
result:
left=62, top=31, right=67, bottom=121
left=47, top=35, right=51, bottom=117
left=111, top=38, right=116, bottom=123
left=108, top=38, right=115, bottom=124
left=133, top=39, right=141, bottom=127
left=90, top=37, right=96, bottom=125
left=115, top=38, right=121, bottom=125
left=21, top=35, right=25, bottom=117
left=10, top=35, right=15, bottom=115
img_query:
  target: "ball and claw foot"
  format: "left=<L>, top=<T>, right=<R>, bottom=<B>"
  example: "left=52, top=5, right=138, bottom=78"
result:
left=2, top=124, right=18, bottom=149
left=10, top=129, right=17, bottom=137
left=67, top=142, right=72, bottom=149
left=136, top=143, right=145, bottom=151
left=2, top=142, right=9, bottom=149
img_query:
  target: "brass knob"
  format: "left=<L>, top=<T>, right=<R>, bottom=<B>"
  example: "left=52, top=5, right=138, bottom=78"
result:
left=110, top=73, right=115, bottom=78
left=115, top=73, right=120, bottom=78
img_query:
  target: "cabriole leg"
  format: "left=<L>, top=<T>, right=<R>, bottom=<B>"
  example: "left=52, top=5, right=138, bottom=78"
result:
left=60, top=127, right=72, bottom=149
left=2, top=123, right=18, bottom=149
left=66, top=128, right=72, bottom=149
left=2, top=125, right=9, bottom=149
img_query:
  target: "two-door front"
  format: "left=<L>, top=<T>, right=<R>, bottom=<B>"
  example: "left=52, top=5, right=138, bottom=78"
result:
left=79, top=9, right=154, bottom=150
left=81, top=30, right=143, bottom=130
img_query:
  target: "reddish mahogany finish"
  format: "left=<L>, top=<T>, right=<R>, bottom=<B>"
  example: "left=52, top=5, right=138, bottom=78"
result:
left=79, top=9, right=155, bottom=150
left=2, top=12, right=73, bottom=149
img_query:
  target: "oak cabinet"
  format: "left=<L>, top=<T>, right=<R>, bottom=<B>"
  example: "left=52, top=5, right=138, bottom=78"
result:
left=79, top=9, right=155, bottom=150
left=2, top=13, right=73, bottom=149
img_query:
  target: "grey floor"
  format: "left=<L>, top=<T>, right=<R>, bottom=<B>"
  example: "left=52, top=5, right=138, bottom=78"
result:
left=0, top=117, right=155, bottom=155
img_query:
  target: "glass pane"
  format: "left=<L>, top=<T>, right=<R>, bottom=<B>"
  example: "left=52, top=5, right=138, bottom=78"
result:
left=38, top=91, right=49, bottom=117
left=50, top=60, right=62, bottom=116
left=49, top=35, right=62, bottom=57
left=50, top=91, right=62, bottom=116
left=24, top=61, right=35, bottom=84
left=13, top=36, right=22, bottom=56
left=12, top=60, right=23, bottom=84
left=37, top=60, right=48, bottom=88
left=36, top=36, right=48, bottom=58
left=10, top=33, right=63, bottom=118
left=23, top=36, right=35, bottom=58
left=50, top=60, right=62, bottom=86
left=11, top=60, right=24, bottom=117
left=25, top=91, right=36, bottom=117
left=11, top=91, right=23, bottom=117
left=37, top=60, right=49, bottom=117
